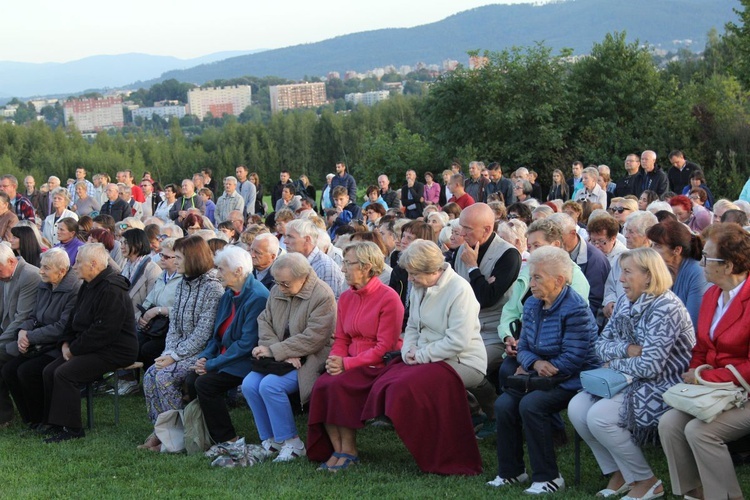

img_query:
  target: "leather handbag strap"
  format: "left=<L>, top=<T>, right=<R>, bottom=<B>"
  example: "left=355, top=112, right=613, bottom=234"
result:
left=695, top=364, right=750, bottom=391
left=726, top=364, right=750, bottom=393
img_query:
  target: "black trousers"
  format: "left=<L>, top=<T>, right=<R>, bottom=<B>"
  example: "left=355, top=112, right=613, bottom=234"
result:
left=2, top=353, right=56, bottom=424
left=43, top=354, right=119, bottom=429
left=137, top=330, right=165, bottom=370
left=185, top=370, right=244, bottom=443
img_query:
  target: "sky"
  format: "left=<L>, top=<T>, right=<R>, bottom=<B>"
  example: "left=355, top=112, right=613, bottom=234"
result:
left=2, top=0, right=543, bottom=64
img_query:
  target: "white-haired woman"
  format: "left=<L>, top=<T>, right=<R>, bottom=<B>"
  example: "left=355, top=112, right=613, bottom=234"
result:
left=181, top=245, right=270, bottom=457
left=242, top=253, right=336, bottom=464
left=568, top=248, right=694, bottom=499
left=497, top=220, right=529, bottom=267
left=426, top=211, right=449, bottom=239
left=2, top=249, right=80, bottom=430
left=491, top=246, right=599, bottom=494
left=42, top=188, right=78, bottom=245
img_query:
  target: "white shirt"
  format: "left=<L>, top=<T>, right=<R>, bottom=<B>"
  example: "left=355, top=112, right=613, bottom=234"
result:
left=710, top=279, right=746, bottom=340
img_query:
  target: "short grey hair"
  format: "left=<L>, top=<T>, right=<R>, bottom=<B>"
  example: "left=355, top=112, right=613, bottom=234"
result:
left=497, top=220, right=528, bottom=251
left=286, top=218, right=320, bottom=246
left=41, top=247, right=70, bottom=271
left=398, top=239, right=444, bottom=275
left=587, top=209, right=611, bottom=224
left=528, top=246, right=573, bottom=285
left=624, top=211, right=658, bottom=236
left=224, top=176, right=238, bottom=184
left=160, top=237, right=177, bottom=251
left=214, top=245, right=253, bottom=278
left=161, top=223, right=184, bottom=238
left=438, top=225, right=453, bottom=247
left=428, top=211, right=449, bottom=228
left=51, top=187, right=70, bottom=202
left=532, top=205, right=554, bottom=219
left=527, top=218, right=564, bottom=246
left=77, top=243, right=108, bottom=269
left=548, top=213, right=577, bottom=233
left=597, top=164, right=611, bottom=176
left=271, top=252, right=313, bottom=280
left=0, top=242, right=15, bottom=264
left=316, top=229, right=332, bottom=252
left=344, top=241, right=385, bottom=277
left=582, top=167, right=599, bottom=179
left=646, top=201, right=672, bottom=214
left=254, top=233, right=280, bottom=255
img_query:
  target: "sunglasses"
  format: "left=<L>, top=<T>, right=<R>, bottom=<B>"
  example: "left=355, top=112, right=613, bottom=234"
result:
left=159, top=253, right=176, bottom=260
left=608, top=207, right=629, bottom=214
left=116, top=223, right=130, bottom=230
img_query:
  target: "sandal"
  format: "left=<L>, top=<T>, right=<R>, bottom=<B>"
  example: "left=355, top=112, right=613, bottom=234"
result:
left=137, top=433, right=161, bottom=450
left=328, top=452, right=360, bottom=472
left=596, top=483, right=632, bottom=498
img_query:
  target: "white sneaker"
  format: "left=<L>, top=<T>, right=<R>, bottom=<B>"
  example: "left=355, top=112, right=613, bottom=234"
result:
left=524, top=476, right=565, bottom=494
left=273, top=442, right=306, bottom=462
left=487, top=472, right=529, bottom=487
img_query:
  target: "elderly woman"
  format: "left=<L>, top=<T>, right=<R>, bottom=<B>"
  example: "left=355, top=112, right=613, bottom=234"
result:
left=42, top=188, right=78, bottom=245
left=574, top=167, right=607, bottom=207
left=177, top=246, right=269, bottom=458
left=514, top=180, right=534, bottom=203
left=41, top=243, right=138, bottom=442
left=490, top=246, right=599, bottom=494
left=239, top=253, right=336, bottom=464
left=307, top=242, right=404, bottom=471
left=72, top=181, right=101, bottom=217
left=568, top=248, right=695, bottom=500
left=154, top=184, right=179, bottom=223
left=659, top=223, right=750, bottom=500
left=0, top=192, right=18, bottom=242
left=53, top=217, right=84, bottom=266
left=182, top=212, right=205, bottom=235
left=608, top=197, right=638, bottom=232
left=497, top=220, right=529, bottom=267
left=646, top=218, right=709, bottom=327
left=2, top=249, right=80, bottom=430
left=135, top=237, right=182, bottom=369
left=669, top=194, right=711, bottom=233
left=141, top=236, right=223, bottom=437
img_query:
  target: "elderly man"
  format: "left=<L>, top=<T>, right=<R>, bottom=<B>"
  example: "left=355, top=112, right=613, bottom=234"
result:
left=42, top=243, right=137, bottom=442
left=67, top=167, right=94, bottom=207
left=329, top=162, right=357, bottom=206
left=454, top=203, right=521, bottom=435
left=23, top=175, right=42, bottom=219
left=118, top=184, right=143, bottom=220
left=227, top=210, right=244, bottom=235
left=377, top=174, right=401, bottom=210
left=169, top=179, right=205, bottom=222
left=574, top=167, right=607, bottom=207
left=235, top=165, right=257, bottom=217
left=215, top=176, right=245, bottom=225
left=0, top=175, right=35, bottom=224
left=99, top=183, right=129, bottom=223
left=284, top=219, right=346, bottom=299
left=0, top=244, right=41, bottom=425
left=548, top=213, right=610, bottom=319
left=614, top=154, right=645, bottom=198
left=250, top=233, right=281, bottom=290
left=639, top=150, right=668, bottom=196
left=401, top=170, right=425, bottom=219
left=465, top=161, right=489, bottom=203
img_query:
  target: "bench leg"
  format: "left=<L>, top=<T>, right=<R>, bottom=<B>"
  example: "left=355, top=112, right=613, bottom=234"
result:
left=113, top=372, right=120, bottom=426
left=86, top=383, right=94, bottom=430
left=574, top=430, right=581, bottom=486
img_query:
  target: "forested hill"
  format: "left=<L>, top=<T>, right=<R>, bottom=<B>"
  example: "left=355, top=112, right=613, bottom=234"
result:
left=144, top=0, right=738, bottom=85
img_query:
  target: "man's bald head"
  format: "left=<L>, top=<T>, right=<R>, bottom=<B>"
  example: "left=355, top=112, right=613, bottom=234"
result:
left=459, top=203, right=495, bottom=247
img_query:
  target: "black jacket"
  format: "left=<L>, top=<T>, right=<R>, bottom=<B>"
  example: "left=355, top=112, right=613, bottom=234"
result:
left=615, top=171, right=646, bottom=198
left=401, top=182, right=425, bottom=219
left=100, top=198, right=130, bottom=223
left=641, top=166, right=669, bottom=196
left=63, top=266, right=138, bottom=365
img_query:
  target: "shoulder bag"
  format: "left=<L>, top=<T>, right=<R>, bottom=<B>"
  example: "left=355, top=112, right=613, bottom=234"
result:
left=580, top=367, right=633, bottom=399
left=663, top=364, right=750, bottom=423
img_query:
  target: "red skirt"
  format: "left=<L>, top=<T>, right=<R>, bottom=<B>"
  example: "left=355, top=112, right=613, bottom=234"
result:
left=306, top=360, right=483, bottom=476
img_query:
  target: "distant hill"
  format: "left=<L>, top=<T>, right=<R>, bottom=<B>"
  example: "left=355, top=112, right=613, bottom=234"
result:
left=142, top=0, right=740, bottom=86
left=0, top=50, right=265, bottom=98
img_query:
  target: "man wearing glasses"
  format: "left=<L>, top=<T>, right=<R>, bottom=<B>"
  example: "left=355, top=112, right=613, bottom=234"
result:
left=614, top=154, right=645, bottom=198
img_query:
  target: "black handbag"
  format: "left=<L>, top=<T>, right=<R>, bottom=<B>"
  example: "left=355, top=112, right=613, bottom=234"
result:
left=137, top=304, right=170, bottom=338
left=504, top=371, right=570, bottom=394
left=252, top=356, right=305, bottom=376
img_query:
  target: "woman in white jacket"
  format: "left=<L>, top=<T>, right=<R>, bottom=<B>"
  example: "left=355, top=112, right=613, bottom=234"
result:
left=399, top=239, right=487, bottom=387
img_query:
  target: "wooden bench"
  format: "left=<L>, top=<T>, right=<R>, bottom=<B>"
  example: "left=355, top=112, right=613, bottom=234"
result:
left=85, top=362, right=144, bottom=429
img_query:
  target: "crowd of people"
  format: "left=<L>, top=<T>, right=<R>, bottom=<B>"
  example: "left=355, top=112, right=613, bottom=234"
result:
left=0, top=152, right=748, bottom=498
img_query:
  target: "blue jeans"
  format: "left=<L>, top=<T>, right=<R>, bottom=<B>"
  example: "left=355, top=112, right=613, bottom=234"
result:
left=495, top=385, right=575, bottom=482
left=242, top=370, right=299, bottom=442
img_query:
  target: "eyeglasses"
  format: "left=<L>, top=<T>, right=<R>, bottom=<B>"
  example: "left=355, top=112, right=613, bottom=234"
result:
left=701, top=253, right=726, bottom=266
left=507, top=214, right=519, bottom=220
left=608, top=207, right=629, bottom=214
left=272, top=280, right=291, bottom=289
left=157, top=234, right=169, bottom=241
left=341, top=260, right=361, bottom=268
left=159, top=253, right=176, bottom=260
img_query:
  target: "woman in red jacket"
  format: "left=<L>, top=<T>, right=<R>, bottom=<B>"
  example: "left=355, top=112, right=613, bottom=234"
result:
left=306, top=241, right=404, bottom=472
left=659, top=223, right=750, bottom=500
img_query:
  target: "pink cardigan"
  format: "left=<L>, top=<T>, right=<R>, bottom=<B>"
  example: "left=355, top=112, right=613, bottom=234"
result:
left=330, top=277, right=404, bottom=371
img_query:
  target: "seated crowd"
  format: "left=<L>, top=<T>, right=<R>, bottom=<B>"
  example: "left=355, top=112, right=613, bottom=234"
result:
left=0, top=153, right=749, bottom=499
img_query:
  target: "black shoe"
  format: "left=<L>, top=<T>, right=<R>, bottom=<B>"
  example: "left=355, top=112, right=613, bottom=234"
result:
left=35, top=424, right=60, bottom=435
left=44, top=427, right=84, bottom=443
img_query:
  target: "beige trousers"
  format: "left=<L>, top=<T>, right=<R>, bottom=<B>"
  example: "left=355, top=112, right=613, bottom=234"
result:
left=658, top=406, right=750, bottom=499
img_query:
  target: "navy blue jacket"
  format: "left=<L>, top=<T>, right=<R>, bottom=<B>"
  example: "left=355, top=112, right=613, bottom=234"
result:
left=517, top=286, right=600, bottom=392
left=198, top=274, right=269, bottom=378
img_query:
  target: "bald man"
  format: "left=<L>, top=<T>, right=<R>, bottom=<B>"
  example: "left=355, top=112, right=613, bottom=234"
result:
left=639, top=150, right=668, bottom=196
left=453, top=203, right=522, bottom=427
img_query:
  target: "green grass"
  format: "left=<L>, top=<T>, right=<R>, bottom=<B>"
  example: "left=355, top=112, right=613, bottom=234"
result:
left=1, top=393, right=749, bottom=499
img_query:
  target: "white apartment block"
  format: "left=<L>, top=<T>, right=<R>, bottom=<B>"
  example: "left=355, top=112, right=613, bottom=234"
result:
left=344, top=90, right=391, bottom=107
left=132, top=105, right=187, bottom=121
left=187, top=85, right=252, bottom=120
